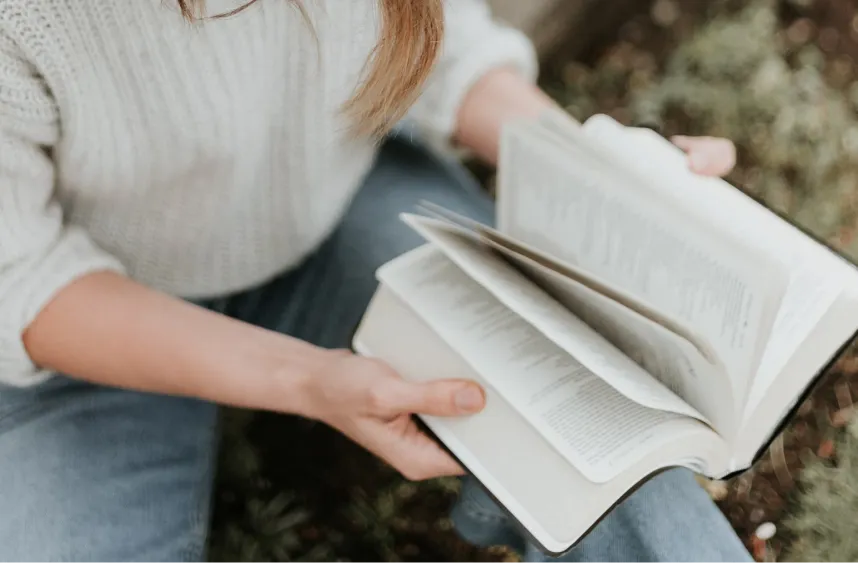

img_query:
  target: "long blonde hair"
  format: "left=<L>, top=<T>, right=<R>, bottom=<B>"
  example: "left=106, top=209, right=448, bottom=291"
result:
left=177, top=0, right=444, bottom=136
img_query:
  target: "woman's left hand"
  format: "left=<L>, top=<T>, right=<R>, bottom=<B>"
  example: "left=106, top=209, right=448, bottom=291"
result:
left=670, top=135, right=737, bottom=178
left=455, top=65, right=741, bottom=177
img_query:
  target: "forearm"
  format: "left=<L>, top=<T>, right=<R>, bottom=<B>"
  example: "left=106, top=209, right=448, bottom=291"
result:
left=454, top=67, right=562, bottom=165
left=22, top=271, right=330, bottom=413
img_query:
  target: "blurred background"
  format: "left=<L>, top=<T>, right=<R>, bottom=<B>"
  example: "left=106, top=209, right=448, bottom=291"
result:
left=209, top=1, right=858, bottom=560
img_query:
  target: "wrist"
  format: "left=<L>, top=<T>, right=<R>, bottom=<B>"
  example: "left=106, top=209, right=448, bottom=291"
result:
left=250, top=331, right=344, bottom=417
left=455, top=67, right=556, bottom=165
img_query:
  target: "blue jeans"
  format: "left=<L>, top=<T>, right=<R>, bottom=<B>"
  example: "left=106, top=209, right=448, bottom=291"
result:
left=0, top=135, right=751, bottom=562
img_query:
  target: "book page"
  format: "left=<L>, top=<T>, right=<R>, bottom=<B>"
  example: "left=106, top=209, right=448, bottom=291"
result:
left=744, top=270, right=842, bottom=417
left=353, top=284, right=729, bottom=552
left=730, top=285, right=858, bottom=470
left=377, top=245, right=700, bottom=483
left=506, top=250, right=738, bottom=436
left=576, top=115, right=848, bottom=420
left=401, top=213, right=708, bottom=423
left=497, top=122, right=786, bottom=398
left=417, top=200, right=716, bottom=359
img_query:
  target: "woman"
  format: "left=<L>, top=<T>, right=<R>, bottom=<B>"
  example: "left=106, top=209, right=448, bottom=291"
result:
left=0, top=0, right=748, bottom=560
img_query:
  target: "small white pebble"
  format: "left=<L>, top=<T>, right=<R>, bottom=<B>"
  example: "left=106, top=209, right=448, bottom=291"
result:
left=755, top=522, right=776, bottom=541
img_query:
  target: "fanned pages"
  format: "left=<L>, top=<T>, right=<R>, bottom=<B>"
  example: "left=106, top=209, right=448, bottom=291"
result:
left=353, top=111, right=858, bottom=554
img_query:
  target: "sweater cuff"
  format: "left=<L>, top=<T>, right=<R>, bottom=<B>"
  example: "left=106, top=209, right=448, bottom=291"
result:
left=0, top=227, right=125, bottom=386
left=405, top=22, right=539, bottom=148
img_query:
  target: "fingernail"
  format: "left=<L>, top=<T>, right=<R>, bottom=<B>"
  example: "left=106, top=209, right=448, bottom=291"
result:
left=690, top=152, right=709, bottom=172
left=455, top=386, right=484, bottom=413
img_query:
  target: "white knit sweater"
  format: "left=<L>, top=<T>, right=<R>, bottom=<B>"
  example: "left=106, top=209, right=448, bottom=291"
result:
left=0, top=0, right=537, bottom=385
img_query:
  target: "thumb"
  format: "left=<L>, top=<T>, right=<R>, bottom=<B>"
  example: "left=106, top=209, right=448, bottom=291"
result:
left=376, top=379, right=486, bottom=418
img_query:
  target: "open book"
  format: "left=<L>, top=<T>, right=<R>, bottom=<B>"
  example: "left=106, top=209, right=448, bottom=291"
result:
left=352, top=110, right=858, bottom=554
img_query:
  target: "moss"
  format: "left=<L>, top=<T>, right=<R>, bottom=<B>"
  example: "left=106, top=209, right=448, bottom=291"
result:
left=634, top=0, right=858, bottom=249
left=783, top=419, right=858, bottom=562
left=552, top=0, right=858, bottom=254
left=207, top=411, right=331, bottom=562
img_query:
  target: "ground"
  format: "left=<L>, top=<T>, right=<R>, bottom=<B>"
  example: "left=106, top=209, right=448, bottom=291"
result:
left=208, top=1, right=858, bottom=561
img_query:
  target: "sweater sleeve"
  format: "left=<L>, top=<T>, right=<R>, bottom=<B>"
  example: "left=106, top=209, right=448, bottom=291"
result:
left=404, top=0, right=539, bottom=146
left=0, top=26, right=125, bottom=386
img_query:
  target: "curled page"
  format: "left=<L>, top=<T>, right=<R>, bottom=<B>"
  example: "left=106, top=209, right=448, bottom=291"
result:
left=497, top=119, right=787, bottom=401
left=401, top=213, right=709, bottom=425
left=579, top=115, right=848, bottom=421
left=377, top=245, right=707, bottom=483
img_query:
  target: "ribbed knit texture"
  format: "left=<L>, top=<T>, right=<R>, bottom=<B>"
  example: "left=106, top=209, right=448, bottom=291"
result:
left=0, top=0, right=537, bottom=385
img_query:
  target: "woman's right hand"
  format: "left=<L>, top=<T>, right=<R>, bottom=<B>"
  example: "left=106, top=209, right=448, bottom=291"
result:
left=296, top=351, right=486, bottom=481
left=24, top=271, right=485, bottom=481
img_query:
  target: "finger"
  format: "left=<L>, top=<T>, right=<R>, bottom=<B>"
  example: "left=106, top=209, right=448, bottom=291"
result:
left=379, top=417, right=465, bottom=480
left=669, top=134, right=696, bottom=151
left=670, top=136, right=736, bottom=177
left=369, top=379, right=486, bottom=418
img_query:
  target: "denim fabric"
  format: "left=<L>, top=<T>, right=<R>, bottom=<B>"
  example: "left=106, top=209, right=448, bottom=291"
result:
left=452, top=472, right=752, bottom=562
left=0, top=134, right=751, bottom=562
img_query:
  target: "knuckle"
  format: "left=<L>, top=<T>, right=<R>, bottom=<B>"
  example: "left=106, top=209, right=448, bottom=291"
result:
left=366, top=386, right=392, bottom=413
left=370, top=358, right=399, bottom=378
left=363, top=356, right=387, bottom=370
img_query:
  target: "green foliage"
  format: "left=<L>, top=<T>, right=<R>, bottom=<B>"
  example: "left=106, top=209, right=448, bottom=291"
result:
left=783, top=419, right=858, bottom=562
left=551, top=0, right=858, bottom=255
left=212, top=492, right=327, bottom=562
left=208, top=411, right=336, bottom=562
left=631, top=0, right=858, bottom=252
left=209, top=409, right=472, bottom=563
left=341, top=478, right=461, bottom=562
